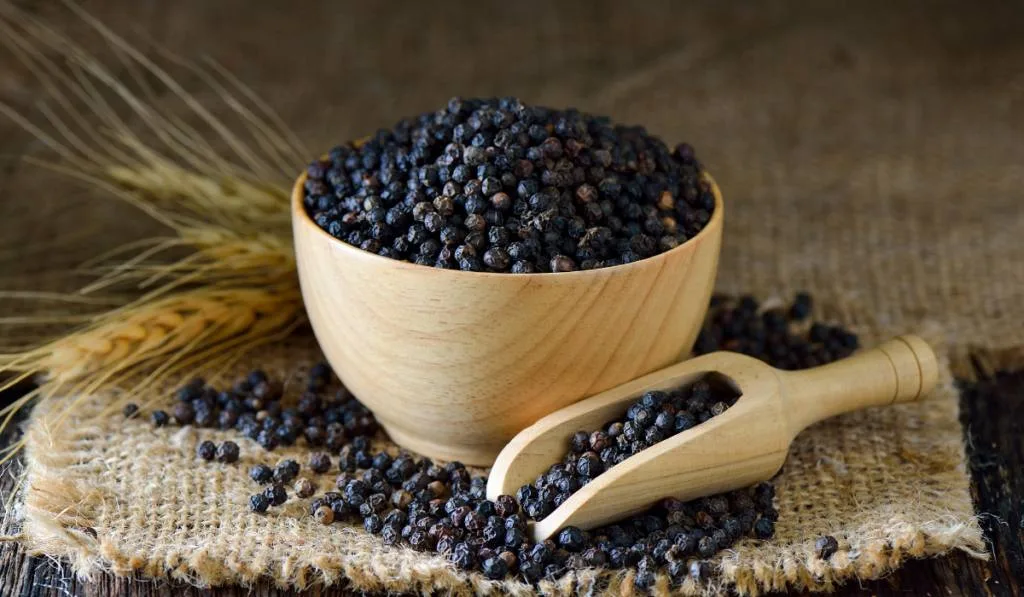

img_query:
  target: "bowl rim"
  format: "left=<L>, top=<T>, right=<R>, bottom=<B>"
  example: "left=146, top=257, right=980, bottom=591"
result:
left=292, top=168, right=723, bottom=279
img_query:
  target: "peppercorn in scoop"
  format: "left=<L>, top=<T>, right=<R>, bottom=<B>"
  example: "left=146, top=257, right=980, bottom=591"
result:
left=302, top=97, right=714, bottom=272
left=517, top=376, right=741, bottom=521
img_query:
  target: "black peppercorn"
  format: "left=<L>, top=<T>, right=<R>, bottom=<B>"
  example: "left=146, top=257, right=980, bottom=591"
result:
left=252, top=379, right=283, bottom=401
left=122, top=403, right=139, bottom=418
left=453, top=546, right=476, bottom=570
left=754, top=516, right=775, bottom=539
left=305, top=99, right=712, bottom=274
left=481, top=555, right=508, bottom=580
left=264, top=483, right=287, bottom=507
left=674, top=412, right=696, bottom=433
left=294, top=478, right=316, bottom=499
left=274, top=459, right=300, bottom=484
left=482, top=247, right=511, bottom=270
left=256, top=429, right=278, bottom=451
left=471, top=500, right=494, bottom=517
left=193, top=406, right=215, bottom=428
left=151, top=410, right=169, bottom=427
left=705, top=495, right=729, bottom=516
left=789, top=292, right=812, bottom=320
left=249, top=464, right=273, bottom=484
left=249, top=493, right=270, bottom=513
left=196, top=440, right=216, bottom=461
left=177, top=378, right=205, bottom=402
left=633, top=569, right=655, bottom=589
left=494, top=494, right=519, bottom=517
left=575, top=452, right=603, bottom=478
left=569, top=431, right=590, bottom=454
left=172, top=401, right=193, bottom=425
left=557, top=527, right=586, bottom=552
left=632, top=407, right=654, bottom=428
left=216, top=441, right=240, bottom=463
left=364, top=514, right=383, bottom=534
left=697, top=535, right=718, bottom=557
left=815, top=535, right=839, bottom=559
left=654, top=411, right=674, bottom=432
left=622, top=421, right=639, bottom=443
left=643, top=426, right=664, bottom=445
left=309, top=452, right=332, bottom=474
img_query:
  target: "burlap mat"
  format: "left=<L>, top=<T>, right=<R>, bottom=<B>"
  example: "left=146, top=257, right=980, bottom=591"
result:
left=19, top=316, right=984, bottom=596
left=9, top=0, right=1024, bottom=594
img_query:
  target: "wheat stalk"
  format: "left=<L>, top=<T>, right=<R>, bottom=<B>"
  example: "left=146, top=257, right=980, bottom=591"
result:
left=105, top=162, right=291, bottom=232
left=0, top=1, right=304, bottom=222
left=0, top=286, right=304, bottom=461
left=77, top=228, right=296, bottom=298
left=38, top=288, right=299, bottom=379
left=0, top=1, right=313, bottom=456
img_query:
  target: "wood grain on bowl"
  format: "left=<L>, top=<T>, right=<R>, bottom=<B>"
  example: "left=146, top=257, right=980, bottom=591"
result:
left=291, top=173, right=724, bottom=465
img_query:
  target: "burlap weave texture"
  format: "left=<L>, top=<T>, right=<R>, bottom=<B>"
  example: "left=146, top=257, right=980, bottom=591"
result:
left=20, top=319, right=984, bottom=596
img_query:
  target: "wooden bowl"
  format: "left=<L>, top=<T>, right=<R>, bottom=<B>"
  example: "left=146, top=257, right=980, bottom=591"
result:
left=292, top=173, right=724, bottom=465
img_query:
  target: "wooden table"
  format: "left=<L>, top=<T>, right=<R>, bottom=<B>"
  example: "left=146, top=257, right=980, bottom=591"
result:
left=1, top=1, right=1021, bottom=594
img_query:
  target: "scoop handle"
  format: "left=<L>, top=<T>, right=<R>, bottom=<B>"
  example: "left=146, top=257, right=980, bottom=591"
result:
left=780, top=334, right=939, bottom=434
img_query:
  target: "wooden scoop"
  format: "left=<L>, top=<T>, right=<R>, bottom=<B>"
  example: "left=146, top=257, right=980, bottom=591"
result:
left=486, top=335, right=938, bottom=543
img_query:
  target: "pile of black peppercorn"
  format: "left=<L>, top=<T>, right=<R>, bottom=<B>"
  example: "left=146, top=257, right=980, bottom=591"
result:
left=146, top=363, right=378, bottom=453
left=122, top=292, right=856, bottom=589
left=302, top=97, right=714, bottom=273
left=693, top=292, right=859, bottom=368
left=518, top=377, right=740, bottom=521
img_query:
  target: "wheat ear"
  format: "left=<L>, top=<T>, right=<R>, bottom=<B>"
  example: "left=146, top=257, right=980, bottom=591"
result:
left=0, top=1, right=312, bottom=456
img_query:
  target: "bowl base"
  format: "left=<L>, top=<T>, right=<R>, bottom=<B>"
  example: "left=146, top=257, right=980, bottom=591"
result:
left=381, top=422, right=505, bottom=467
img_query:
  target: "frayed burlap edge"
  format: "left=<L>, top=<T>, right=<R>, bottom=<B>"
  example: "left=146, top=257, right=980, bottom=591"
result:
left=18, top=324, right=986, bottom=597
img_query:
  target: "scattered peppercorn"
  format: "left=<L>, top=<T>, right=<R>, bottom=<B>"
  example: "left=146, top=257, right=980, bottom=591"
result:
left=249, top=464, right=273, bottom=484
left=789, top=292, right=813, bottom=320
left=309, top=452, right=332, bottom=474
left=150, top=410, right=169, bottom=427
left=274, top=459, right=301, bottom=484
left=295, top=478, right=316, bottom=499
left=754, top=516, right=776, bottom=540
left=122, top=403, right=139, bottom=418
left=693, top=293, right=859, bottom=369
left=634, top=569, right=656, bottom=590
left=172, top=402, right=195, bottom=425
left=216, top=441, right=240, bottom=463
left=196, top=440, right=216, bottom=461
left=815, top=535, right=839, bottom=559
left=146, top=365, right=378, bottom=456
left=264, top=483, right=287, bottom=507
left=315, top=504, right=335, bottom=525
left=481, top=555, right=509, bottom=580
left=249, top=493, right=270, bottom=513
left=303, top=97, right=714, bottom=273
left=557, top=526, right=586, bottom=552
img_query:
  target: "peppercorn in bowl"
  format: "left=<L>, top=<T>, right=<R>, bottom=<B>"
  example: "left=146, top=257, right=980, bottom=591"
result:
left=292, top=98, right=723, bottom=465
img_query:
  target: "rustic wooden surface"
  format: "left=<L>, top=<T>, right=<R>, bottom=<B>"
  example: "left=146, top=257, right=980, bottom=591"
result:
left=1, top=0, right=1022, bottom=594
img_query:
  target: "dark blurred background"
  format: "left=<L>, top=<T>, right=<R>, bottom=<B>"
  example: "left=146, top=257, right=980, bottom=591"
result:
left=2, top=0, right=1022, bottom=346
